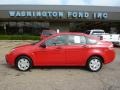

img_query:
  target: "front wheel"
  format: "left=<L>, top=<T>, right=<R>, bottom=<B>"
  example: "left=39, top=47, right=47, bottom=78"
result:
left=15, top=56, right=32, bottom=71
left=87, top=56, right=103, bottom=72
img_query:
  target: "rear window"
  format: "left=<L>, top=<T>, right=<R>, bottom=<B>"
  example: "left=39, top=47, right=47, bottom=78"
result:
left=86, top=38, right=97, bottom=44
left=92, top=31, right=105, bottom=35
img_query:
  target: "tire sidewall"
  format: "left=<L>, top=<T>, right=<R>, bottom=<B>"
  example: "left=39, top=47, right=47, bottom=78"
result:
left=15, top=56, right=32, bottom=71
left=87, top=56, right=102, bottom=72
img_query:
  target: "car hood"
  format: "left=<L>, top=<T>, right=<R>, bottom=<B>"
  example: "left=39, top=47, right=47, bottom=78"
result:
left=14, top=44, right=35, bottom=52
left=15, top=44, right=32, bottom=48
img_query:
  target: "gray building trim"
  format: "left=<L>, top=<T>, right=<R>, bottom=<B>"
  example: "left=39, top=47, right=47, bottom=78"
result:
left=0, top=5, right=120, bottom=12
left=0, top=5, right=119, bottom=21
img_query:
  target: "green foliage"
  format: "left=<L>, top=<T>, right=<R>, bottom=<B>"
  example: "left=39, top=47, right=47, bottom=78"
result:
left=0, top=35, right=40, bottom=40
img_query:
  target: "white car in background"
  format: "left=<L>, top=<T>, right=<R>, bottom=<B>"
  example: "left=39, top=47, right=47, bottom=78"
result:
left=85, top=29, right=120, bottom=46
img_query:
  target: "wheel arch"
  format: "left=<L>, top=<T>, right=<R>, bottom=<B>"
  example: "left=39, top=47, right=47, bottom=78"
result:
left=15, top=54, right=34, bottom=66
left=86, top=54, right=104, bottom=65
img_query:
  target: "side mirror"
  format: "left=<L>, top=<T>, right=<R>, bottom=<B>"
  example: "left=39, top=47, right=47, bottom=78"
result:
left=40, top=43, right=46, bottom=48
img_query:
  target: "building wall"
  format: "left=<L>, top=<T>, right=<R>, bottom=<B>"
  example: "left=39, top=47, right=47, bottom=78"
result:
left=0, top=5, right=120, bottom=21
left=0, top=5, right=120, bottom=34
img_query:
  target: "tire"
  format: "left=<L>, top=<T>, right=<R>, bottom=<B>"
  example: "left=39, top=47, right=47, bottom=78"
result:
left=15, top=56, right=32, bottom=71
left=87, top=56, right=102, bottom=72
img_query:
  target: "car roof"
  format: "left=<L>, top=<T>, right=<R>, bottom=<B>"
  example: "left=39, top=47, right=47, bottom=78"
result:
left=57, top=32, right=100, bottom=39
left=50, top=32, right=90, bottom=37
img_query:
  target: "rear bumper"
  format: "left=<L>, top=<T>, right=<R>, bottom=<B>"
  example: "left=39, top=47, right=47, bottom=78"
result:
left=103, top=49, right=115, bottom=64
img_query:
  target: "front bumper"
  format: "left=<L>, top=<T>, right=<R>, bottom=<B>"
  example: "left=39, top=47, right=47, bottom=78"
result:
left=5, top=53, right=15, bottom=66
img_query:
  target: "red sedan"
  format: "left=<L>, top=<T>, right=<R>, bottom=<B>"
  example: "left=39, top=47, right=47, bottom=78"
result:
left=6, top=32, right=115, bottom=72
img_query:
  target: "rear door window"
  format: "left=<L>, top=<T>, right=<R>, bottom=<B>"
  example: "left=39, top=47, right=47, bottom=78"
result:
left=45, top=35, right=67, bottom=46
left=67, top=35, right=86, bottom=45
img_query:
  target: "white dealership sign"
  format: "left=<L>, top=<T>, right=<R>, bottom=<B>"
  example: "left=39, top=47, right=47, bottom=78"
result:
left=9, top=11, right=108, bottom=19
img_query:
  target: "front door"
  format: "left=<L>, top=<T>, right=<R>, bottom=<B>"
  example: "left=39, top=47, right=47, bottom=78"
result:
left=35, top=35, right=67, bottom=66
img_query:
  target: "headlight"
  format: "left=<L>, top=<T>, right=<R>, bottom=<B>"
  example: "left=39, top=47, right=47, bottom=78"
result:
left=11, top=48, right=15, bottom=52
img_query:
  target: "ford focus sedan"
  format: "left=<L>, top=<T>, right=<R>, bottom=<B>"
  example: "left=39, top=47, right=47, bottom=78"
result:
left=5, top=32, right=115, bottom=72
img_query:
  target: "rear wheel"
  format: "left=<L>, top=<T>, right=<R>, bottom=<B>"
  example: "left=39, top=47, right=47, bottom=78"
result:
left=87, top=56, right=102, bottom=72
left=15, top=56, right=32, bottom=71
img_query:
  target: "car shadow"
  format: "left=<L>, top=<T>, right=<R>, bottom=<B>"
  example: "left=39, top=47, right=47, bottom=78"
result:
left=32, top=66, right=87, bottom=71
left=2, top=63, right=88, bottom=72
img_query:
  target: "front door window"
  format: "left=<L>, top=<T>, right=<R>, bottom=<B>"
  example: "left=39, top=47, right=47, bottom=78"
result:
left=45, top=35, right=67, bottom=46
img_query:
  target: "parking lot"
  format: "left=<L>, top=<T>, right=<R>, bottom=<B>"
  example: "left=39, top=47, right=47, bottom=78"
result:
left=0, top=40, right=120, bottom=90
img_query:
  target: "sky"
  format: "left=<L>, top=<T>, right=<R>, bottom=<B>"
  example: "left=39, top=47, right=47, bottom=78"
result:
left=0, top=0, right=120, bottom=6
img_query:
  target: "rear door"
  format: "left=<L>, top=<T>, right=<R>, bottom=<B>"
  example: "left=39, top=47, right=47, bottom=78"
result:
left=65, top=35, right=88, bottom=65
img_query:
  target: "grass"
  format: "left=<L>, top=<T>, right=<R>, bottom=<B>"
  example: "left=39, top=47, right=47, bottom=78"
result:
left=0, top=35, right=40, bottom=40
